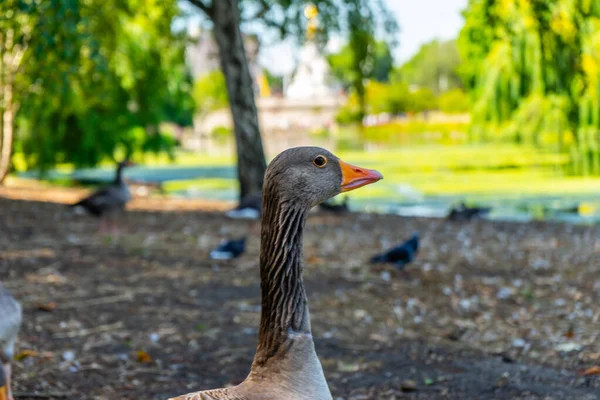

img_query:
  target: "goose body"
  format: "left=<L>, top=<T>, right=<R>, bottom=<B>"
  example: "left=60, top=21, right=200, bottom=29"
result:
left=170, top=147, right=382, bottom=400
left=0, top=283, right=22, bottom=400
left=71, top=160, right=134, bottom=217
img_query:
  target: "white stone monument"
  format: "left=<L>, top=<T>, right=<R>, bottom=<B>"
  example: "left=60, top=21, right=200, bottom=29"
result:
left=285, top=5, right=338, bottom=100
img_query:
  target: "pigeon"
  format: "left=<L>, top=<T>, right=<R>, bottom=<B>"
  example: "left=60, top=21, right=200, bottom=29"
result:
left=370, top=233, right=419, bottom=270
left=210, top=238, right=247, bottom=260
left=319, top=196, right=349, bottom=214
left=225, top=193, right=262, bottom=220
left=447, top=202, right=491, bottom=221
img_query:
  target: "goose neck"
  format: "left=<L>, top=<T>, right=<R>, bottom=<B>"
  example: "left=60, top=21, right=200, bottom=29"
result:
left=255, top=195, right=310, bottom=364
left=115, top=165, right=124, bottom=184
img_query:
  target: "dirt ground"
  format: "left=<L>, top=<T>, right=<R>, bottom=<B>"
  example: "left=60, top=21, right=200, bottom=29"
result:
left=1, top=187, right=600, bottom=400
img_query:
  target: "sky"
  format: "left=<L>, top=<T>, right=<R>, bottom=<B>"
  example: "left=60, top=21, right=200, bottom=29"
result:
left=258, top=0, right=469, bottom=75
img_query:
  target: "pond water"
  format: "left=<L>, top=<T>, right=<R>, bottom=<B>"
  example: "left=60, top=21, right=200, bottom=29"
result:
left=19, top=144, right=600, bottom=225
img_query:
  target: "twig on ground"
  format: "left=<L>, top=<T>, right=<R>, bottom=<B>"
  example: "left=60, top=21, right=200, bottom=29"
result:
left=53, top=321, right=124, bottom=339
left=14, top=392, right=71, bottom=399
left=59, top=294, right=134, bottom=309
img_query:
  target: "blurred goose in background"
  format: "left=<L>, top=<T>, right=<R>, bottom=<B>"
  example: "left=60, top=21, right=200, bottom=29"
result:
left=371, top=233, right=420, bottom=270
left=209, top=238, right=246, bottom=260
left=319, top=196, right=349, bottom=214
left=70, top=160, right=135, bottom=232
left=447, top=202, right=491, bottom=221
left=0, top=283, right=22, bottom=400
left=225, top=192, right=262, bottom=220
left=170, top=147, right=382, bottom=400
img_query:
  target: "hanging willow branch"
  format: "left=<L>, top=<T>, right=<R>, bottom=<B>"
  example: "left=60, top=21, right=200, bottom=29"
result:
left=459, top=0, right=600, bottom=176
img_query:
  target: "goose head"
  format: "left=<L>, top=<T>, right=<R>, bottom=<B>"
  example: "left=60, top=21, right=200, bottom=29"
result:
left=263, top=147, right=382, bottom=209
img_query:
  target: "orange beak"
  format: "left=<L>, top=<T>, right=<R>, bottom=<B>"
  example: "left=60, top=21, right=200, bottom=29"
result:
left=339, top=160, right=383, bottom=192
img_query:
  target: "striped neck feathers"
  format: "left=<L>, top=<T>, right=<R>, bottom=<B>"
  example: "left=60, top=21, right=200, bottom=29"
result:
left=254, top=188, right=310, bottom=365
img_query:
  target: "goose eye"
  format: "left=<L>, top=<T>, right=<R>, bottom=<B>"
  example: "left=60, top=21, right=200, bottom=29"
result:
left=313, top=155, right=327, bottom=168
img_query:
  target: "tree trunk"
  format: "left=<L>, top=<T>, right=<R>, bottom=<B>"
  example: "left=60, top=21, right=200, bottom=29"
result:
left=0, top=83, right=14, bottom=184
left=211, top=0, right=267, bottom=200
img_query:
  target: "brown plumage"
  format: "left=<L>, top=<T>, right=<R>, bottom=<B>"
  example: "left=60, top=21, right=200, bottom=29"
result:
left=169, top=147, right=382, bottom=400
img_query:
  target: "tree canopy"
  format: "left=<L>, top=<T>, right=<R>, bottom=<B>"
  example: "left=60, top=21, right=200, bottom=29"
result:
left=394, top=39, right=463, bottom=94
left=328, top=39, right=394, bottom=89
left=459, top=0, right=600, bottom=175
left=0, top=0, right=193, bottom=175
left=193, top=70, right=229, bottom=114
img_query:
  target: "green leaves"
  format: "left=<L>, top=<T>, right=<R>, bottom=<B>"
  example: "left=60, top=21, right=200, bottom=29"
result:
left=193, top=70, right=229, bottom=114
left=459, top=0, right=600, bottom=175
left=396, top=40, right=463, bottom=94
left=2, top=0, right=194, bottom=173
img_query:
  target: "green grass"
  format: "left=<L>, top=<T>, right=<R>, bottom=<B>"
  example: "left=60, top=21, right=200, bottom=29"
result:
left=338, top=144, right=569, bottom=171
left=156, top=144, right=600, bottom=201
left=133, top=150, right=234, bottom=167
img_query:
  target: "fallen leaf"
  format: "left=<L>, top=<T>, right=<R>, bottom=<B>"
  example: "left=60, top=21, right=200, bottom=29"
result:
left=306, top=255, right=324, bottom=264
left=37, top=301, right=58, bottom=312
left=564, top=324, right=574, bottom=339
left=579, top=366, right=600, bottom=376
left=15, top=350, right=40, bottom=361
left=136, top=350, right=152, bottom=364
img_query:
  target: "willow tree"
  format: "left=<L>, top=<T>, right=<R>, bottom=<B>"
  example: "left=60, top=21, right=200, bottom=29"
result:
left=186, top=0, right=397, bottom=199
left=0, top=0, right=193, bottom=181
left=459, top=0, right=600, bottom=175
left=0, top=0, right=33, bottom=182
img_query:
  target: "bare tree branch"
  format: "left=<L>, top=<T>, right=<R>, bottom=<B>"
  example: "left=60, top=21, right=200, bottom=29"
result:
left=187, top=0, right=213, bottom=17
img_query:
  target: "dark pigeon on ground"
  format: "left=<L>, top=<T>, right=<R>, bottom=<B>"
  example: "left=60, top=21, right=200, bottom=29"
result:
left=370, top=233, right=420, bottom=270
left=210, top=238, right=247, bottom=260
left=447, top=202, right=491, bottom=221
left=319, top=196, right=349, bottom=214
left=225, top=193, right=262, bottom=220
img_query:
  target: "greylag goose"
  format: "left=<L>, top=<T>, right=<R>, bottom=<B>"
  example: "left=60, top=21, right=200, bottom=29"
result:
left=370, top=233, right=420, bottom=270
left=71, top=160, right=134, bottom=231
left=170, top=146, right=382, bottom=400
left=210, top=237, right=246, bottom=260
left=0, top=283, right=22, bottom=400
left=225, top=193, right=262, bottom=220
